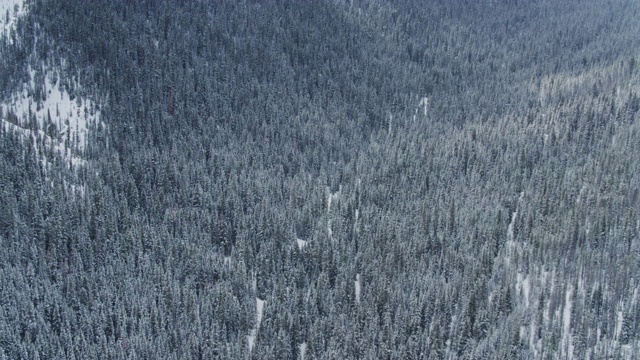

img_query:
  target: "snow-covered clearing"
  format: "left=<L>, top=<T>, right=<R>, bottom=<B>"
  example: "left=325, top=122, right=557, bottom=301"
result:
left=507, top=210, right=517, bottom=242
left=247, top=297, right=265, bottom=353
left=298, top=342, right=307, bottom=360
left=1, top=1, right=103, bottom=181
left=1, top=64, right=101, bottom=186
left=1, top=1, right=103, bottom=185
left=327, top=185, right=341, bottom=213
left=413, top=96, right=430, bottom=122
left=252, top=272, right=257, bottom=293
left=616, top=308, right=624, bottom=341
left=326, top=186, right=341, bottom=242
left=2, top=119, right=87, bottom=171
left=505, top=192, right=524, bottom=265
left=355, top=273, right=361, bottom=304
left=419, top=97, right=429, bottom=117
left=516, top=272, right=531, bottom=308
left=296, top=238, right=307, bottom=250
left=0, top=0, right=26, bottom=42
left=4, top=64, right=103, bottom=152
left=256, top=298, right=265, bottom=327
left=562, top=285, right=574, bottom=359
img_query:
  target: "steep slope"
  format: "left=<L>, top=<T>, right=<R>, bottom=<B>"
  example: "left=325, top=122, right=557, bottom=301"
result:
left=1, top=0, right=639, bottom=359
left=1, top=0, right=105, bottom=190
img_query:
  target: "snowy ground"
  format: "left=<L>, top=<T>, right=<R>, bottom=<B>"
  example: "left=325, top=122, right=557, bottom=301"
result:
left=0, top=0, right=26, bottom=43
left=0, top=4, right=99, bottom=199
left=296, top=238, right=308, bottom=250
left=1, top=1, right=103, bottom=179
left=298, top=342, right=307, bottom=360
left=326, top=186, right=341, bottom=242
left=355, top=273, right=361, bottom=303
left=247, top=297, right=265, bottom=353
left=4, top=65, right=103, bottom=151
left=1, top=65, right=102, bottom=180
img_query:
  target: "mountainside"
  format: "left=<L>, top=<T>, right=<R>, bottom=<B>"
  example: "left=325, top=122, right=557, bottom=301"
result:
left=1, top=1, right=640, bottom=359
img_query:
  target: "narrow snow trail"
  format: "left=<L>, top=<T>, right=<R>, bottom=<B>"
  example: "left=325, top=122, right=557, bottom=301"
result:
left=299, top=342, right=307, bottom=360
left=562, top=285, right=574, bottom=359
left=247, top=297, right=265, bottom=353
left=505, top=192, right=524, bottom=265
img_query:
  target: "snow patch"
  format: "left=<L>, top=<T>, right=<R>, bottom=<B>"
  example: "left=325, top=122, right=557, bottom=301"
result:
left=562, top=285, right=573, bottom=359
left=256, top=298, right=265, bottom=326
left=326, top=186, right=341, bottom=242
left=298, top=342, right=307, bottom=360
left=0, top=0, right=26, bottom=43
left=296, top=238, right=307, bottom=250
left=2, top=1, right=104, bottom=177
left=353, top=208, right=359, bottom=235
left=2, top=60, right=103, bottom=187
left=2, top=115, right=87, bottom=171
left=0, top=1, right=96, bottom=178
left=419, top=97, right=429, bottom=117
left=505, top=192, right=524, bottom=264
left=355, top=273, right=361, bottom=303
left=616, top=309, right=623, bottom=341
left=507, top=210, right=517, bottom=240
left=413, top=96, right=430, bottom=122
left=529, top=320, right=538, bottom=358
left=542, top=268, right=554, bottom=327
left=576, top=183, right=588, bottom=205
left=5, top=64, right=101, bottom=151
left=252, top=272, right=257, bottom=293
left=247, top=332, right=256, bottom=352
left=516, top=272, right=531, bottom=307
left=327, top=185, right=341, bottom=212
left=247, top=297, right=265, bottom=353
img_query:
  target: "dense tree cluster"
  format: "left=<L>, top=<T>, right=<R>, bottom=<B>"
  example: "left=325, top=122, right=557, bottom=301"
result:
left=1, top=0, right=640, bottom=358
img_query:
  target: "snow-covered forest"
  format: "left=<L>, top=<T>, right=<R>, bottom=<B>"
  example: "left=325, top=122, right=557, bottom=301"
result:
left=1, top=0, right=640, bottom=358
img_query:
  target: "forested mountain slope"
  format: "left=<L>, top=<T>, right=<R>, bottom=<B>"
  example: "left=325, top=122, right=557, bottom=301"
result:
left=1, top=0, right=640, bottom=358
